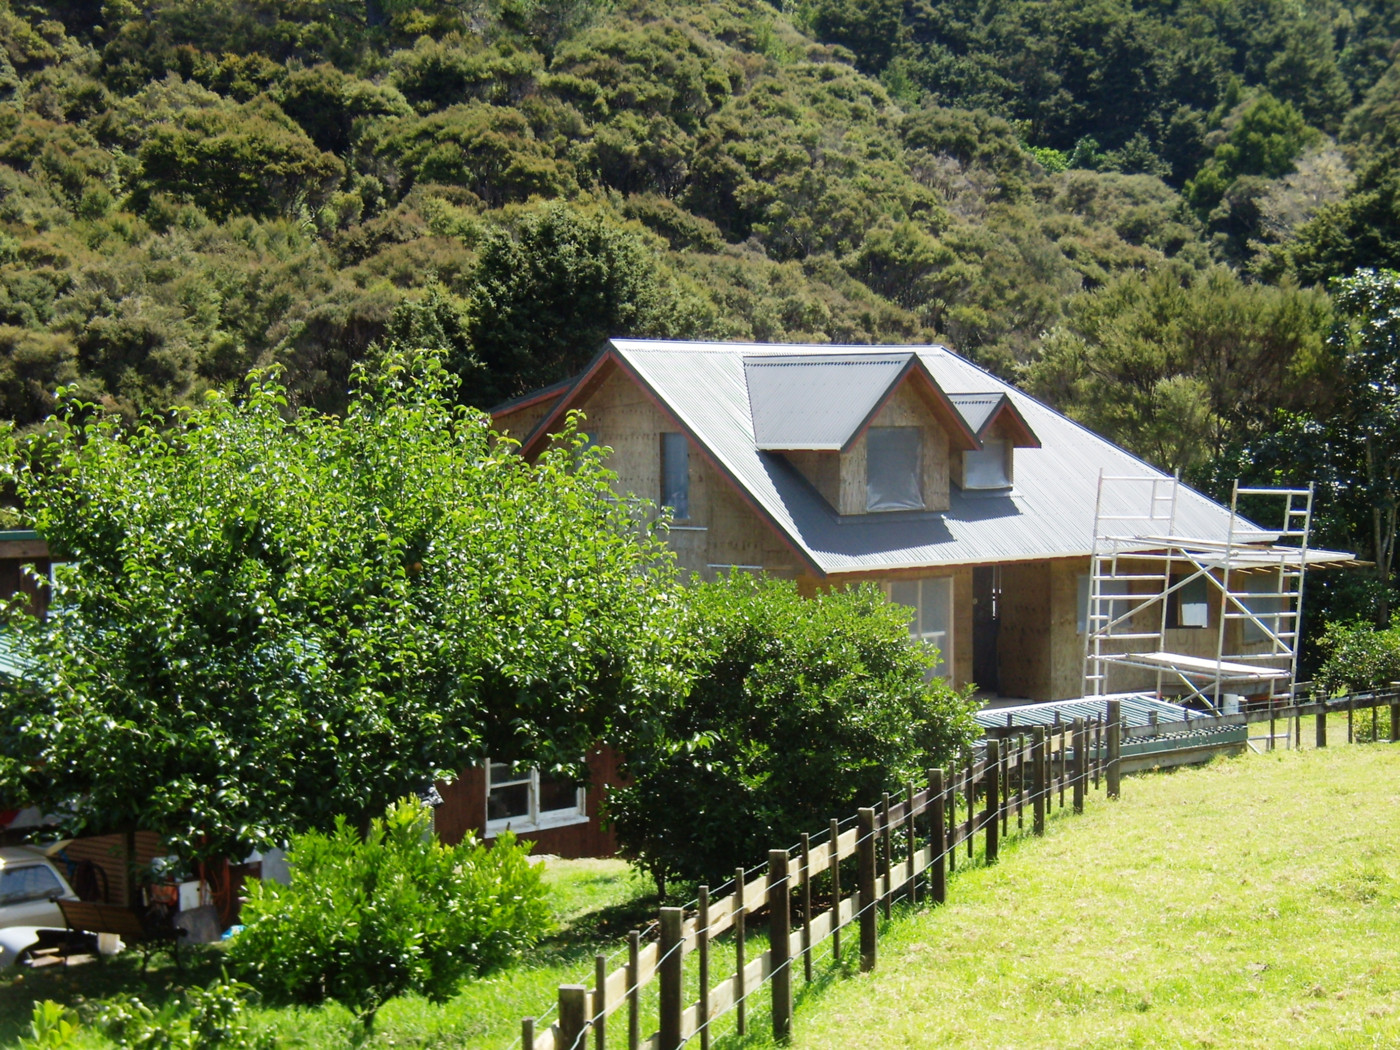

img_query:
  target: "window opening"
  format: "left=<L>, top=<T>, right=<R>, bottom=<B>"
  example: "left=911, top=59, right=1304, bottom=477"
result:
left=660, top=433, right=689, bottom=519
left=962, top=438, right=1010, bottom=490
left=888, top=576, right=953, bottom=678
left=485, top=762, right=587, bottom=835
left=867, top=427, right=922, bottom=511
left=1167, top=573, right=1209, bottom=628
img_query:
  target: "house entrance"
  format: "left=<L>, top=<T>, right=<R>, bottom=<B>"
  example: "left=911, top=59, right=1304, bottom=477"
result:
left=973, top=565, right=1000, bottom=694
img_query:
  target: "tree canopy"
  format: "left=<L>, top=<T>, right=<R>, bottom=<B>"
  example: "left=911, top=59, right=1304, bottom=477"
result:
left=0, top=354, right=678, bottom=861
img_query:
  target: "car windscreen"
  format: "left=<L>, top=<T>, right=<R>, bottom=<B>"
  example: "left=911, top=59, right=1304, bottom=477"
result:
left=0, top=864, right=63, bottom=905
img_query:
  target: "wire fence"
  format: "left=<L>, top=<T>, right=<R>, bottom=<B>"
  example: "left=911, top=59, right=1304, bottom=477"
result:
left=517, top=688, right=1400, bottom=1050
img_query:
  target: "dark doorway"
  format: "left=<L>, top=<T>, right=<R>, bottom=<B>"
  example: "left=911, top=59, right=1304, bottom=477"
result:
left=972, top=565, right=1000, bottom=694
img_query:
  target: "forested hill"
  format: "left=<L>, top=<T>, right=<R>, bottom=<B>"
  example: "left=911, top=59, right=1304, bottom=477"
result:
left=4, top=0, right=1400, bottom=610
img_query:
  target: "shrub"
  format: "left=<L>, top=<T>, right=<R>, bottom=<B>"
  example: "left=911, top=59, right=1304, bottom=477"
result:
left=606, top=575, right=980, bottom=892
left=228, top=799, right=551, bottom=1029
left=98, top=977, right=271, bottom=1049
left=1315, top=620, right=1400, bottom=696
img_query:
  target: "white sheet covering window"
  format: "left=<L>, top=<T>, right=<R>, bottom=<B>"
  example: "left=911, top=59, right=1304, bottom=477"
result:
left=962, top=438, right=1010, bottom=489
left=866, top=427, right=922, bottom=511
left=889, top=576, right=952, bottom=678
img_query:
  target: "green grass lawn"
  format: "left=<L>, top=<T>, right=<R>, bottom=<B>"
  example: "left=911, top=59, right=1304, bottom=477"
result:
left=727, top=738, right=1400, bottom=1050
left=5, top=729, right=1398, bottom=1049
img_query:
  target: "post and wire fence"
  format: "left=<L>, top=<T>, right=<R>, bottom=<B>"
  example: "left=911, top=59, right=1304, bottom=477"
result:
left=517, top=686, right=1400, bottom=1050
left=520, top=703, right=1125, bottom=1050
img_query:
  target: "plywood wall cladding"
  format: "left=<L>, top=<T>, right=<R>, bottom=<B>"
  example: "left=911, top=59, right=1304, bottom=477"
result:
left=493, top=397, right=559, bottom=442
left=999, top=560, right=1052, bottom=698
left=1050, top=558, right=1087, bottom=700
left=704, top=463, right=797, bottom=579
left=785, top=450, right=840, bottom=507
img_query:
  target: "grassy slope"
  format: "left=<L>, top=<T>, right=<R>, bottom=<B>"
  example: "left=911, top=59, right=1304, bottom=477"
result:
left=742, top=743, right=1400, bottom=1049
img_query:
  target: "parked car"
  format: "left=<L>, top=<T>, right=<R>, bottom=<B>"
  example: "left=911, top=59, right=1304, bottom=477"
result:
left=0, top=845, right=81, bottom=966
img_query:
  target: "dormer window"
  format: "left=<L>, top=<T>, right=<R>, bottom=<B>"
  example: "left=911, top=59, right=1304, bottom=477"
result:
left=962, top=437, right=1011, bottom=490
left=866, top=426, right=923, bottom=511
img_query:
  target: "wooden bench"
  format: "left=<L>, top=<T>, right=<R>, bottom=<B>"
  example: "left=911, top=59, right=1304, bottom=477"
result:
left=57, top=899, right=185, bottom=971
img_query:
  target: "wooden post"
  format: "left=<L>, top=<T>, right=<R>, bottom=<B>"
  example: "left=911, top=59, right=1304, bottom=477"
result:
left=828, top=819, right=841, bottom=963
left=1269, top=703, right=1277, bottom=751
left=1032, top=726, right=1047, bottom=836
left=880, top=792, right=893, bottom=919
left=658, top=908, right=684, bottom=1050
left=697, top=887, right=710, bottom=1050
left=1391, top=697, right=1399, bottom=743
left=1294, top=703, right=1302, bottom=750
left=985, top=738, right=1000, bottom=864
left=928, top=770, right=946, bottom=905
left=595, top=953, right=607, bottom=1050
left=1092, top=719, right=1102, bottom=790
left=627, top=930, right=640, bottom=1050
left=1057, top=724, right=1067, bottom=809
left=560, top=985, right=588, bottom=1050
left=1071, top=717, right=1086, bottom=814
left=1347, top=693, right=1355, bottom=743
left=904, top=782, right=916, bottom=905
left=1000, top=739, right=1010, bottom=836
left=857, top=807, right=878, bottom=971
left=1106, top=700, right=1122, bottom=800
left=947, top=766, right=957, bottom=874
left=800, top=835, right=812, bottom=983
left=733, top=867, right=746, bottom=1037
left=1317, top=699, right=1327, bottom=748
left=966, top=753, right=975, bottom=860
left=768, top=850, right=792, bottom=1043
left=1016, top=736, right=1026, bottom=829
left=523, top=1017, right=535, bottom=1050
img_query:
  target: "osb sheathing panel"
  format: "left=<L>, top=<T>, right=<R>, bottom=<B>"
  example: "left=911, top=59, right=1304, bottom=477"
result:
left=785, top=450, right=840, bottom=508
left=841, top=382, right=952, bottom=514
left=494, top=398, right=558, bottom=442
left=1050, top=558, right=1089, bottom=700
left=998, top=560, right=1053, bottom=699
left=577, top=368, right=792, bottom=579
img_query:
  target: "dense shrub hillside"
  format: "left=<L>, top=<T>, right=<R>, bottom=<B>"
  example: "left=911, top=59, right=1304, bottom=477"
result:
left=2, top=0, right=1400, bottom=622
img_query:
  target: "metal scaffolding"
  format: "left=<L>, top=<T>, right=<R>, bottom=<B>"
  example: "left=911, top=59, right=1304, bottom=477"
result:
left=1082, top=475, right=1315, bottom=711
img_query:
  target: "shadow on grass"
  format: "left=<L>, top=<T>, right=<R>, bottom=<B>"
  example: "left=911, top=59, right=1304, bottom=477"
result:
left=0, top=943, right=231, bottom=1042
left=527, top=892, right=660, bottom=969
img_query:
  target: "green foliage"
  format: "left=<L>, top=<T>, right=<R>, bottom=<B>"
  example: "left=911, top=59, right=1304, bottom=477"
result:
left=1315, top=621, right=1400, bottom=696
left=17, top=1001, right=79, bottom=1050
left=99, top=976, right=272, bottom=1050
left=229, top=799, right=550, bottom=1028
left=606, top=574, right=979, bottom=890
left=0, top=353, right=678, bottom=861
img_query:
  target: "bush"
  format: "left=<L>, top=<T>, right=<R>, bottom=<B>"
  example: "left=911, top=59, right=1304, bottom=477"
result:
left=1315, top=620, right=1400, bottom=696
left=606, top=575, right=979, bottom=892
left=99, top=977, right=271, bottom=1050
left=228, top=799, right=551, bottom=1029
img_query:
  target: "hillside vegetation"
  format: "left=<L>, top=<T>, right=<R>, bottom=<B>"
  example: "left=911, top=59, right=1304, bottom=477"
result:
left=2, top=0, right=1400, bottom=622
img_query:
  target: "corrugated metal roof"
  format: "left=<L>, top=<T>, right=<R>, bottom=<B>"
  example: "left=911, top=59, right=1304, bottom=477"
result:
left=948, top=393, right=1003, bottom=436
left=610, top=339, right=1291, bottom=576
left=744, top=354, right=911, bottom=450
left=974, top=694, right=1194, bottom=730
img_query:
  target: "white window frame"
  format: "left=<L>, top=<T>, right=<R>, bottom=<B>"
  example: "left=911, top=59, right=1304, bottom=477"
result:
left=484, top=761, right=588, bottom=838
left=886, top=576, right=953, bottom=679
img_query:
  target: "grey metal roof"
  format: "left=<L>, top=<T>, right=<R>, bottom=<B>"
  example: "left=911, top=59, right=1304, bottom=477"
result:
left=608, top=338, right=1289, bottom=577
left=947, top=393, right=1004, bottom=437
left=974, top=694, right=1194, bottom=730
left=744, top=354, right=911, bottom=450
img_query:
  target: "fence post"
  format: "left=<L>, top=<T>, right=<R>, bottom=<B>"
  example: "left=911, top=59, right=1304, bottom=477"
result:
left=1347, top=693, right=1355, bottom=743
left=904, top=781, right=917, bottom=905
left=880, top=793, right=893, bottom=920
left=733, top=867, right=746, bottom=1037
left=658, top=907, right=684, bottom=1050
left=1106, top=699, right=1122, bottom=799
left=523, top=1017, right=535, bottom=1050
left=828, top=819, right=841, bottom=963
left=697, top=887, right=709, bottom=1050
left=928, top=770, right=946, bottom=905
left=627, top=930, right=640, bottom=1050
left=769, top=850, right=792, bottom=1042
left=1391, top=690, right=1399, bottom=744
left=1032, top=726, right=1046, bottom=836
left=560, top=985, right=589, bottom=1050
left=1316, top=698, right=1327, bottom=749
left=800, top=835, right=812, bottom=983
left=1072, top=717, right=1086, bottom=815
left=595, top=953, right=607, bottom=1050
left=985, top=739, right=1000, bottom=864
left=857, top=807, right=878, bottom=972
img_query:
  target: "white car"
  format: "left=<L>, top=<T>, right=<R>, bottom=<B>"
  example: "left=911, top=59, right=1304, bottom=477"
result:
left=0, top=845, right=81, bottom=967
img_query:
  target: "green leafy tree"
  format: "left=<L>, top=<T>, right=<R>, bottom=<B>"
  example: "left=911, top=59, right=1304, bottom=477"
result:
left=606, top=574, right=979, bottom=893
left=229, top=799, right=550, bottom=1030
left=1315, top=621, right=1400, bottom=696
left=0, top=353, right=678, bottom=862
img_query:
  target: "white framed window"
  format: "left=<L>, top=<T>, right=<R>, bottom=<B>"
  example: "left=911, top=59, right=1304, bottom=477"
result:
left=888, top=576, right=953, bottom=678
left=962, top=438, right=1011, bottom=490
left=867, top=427, right=923, bottom=511
left=485, top=761, right=587, bottom=836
